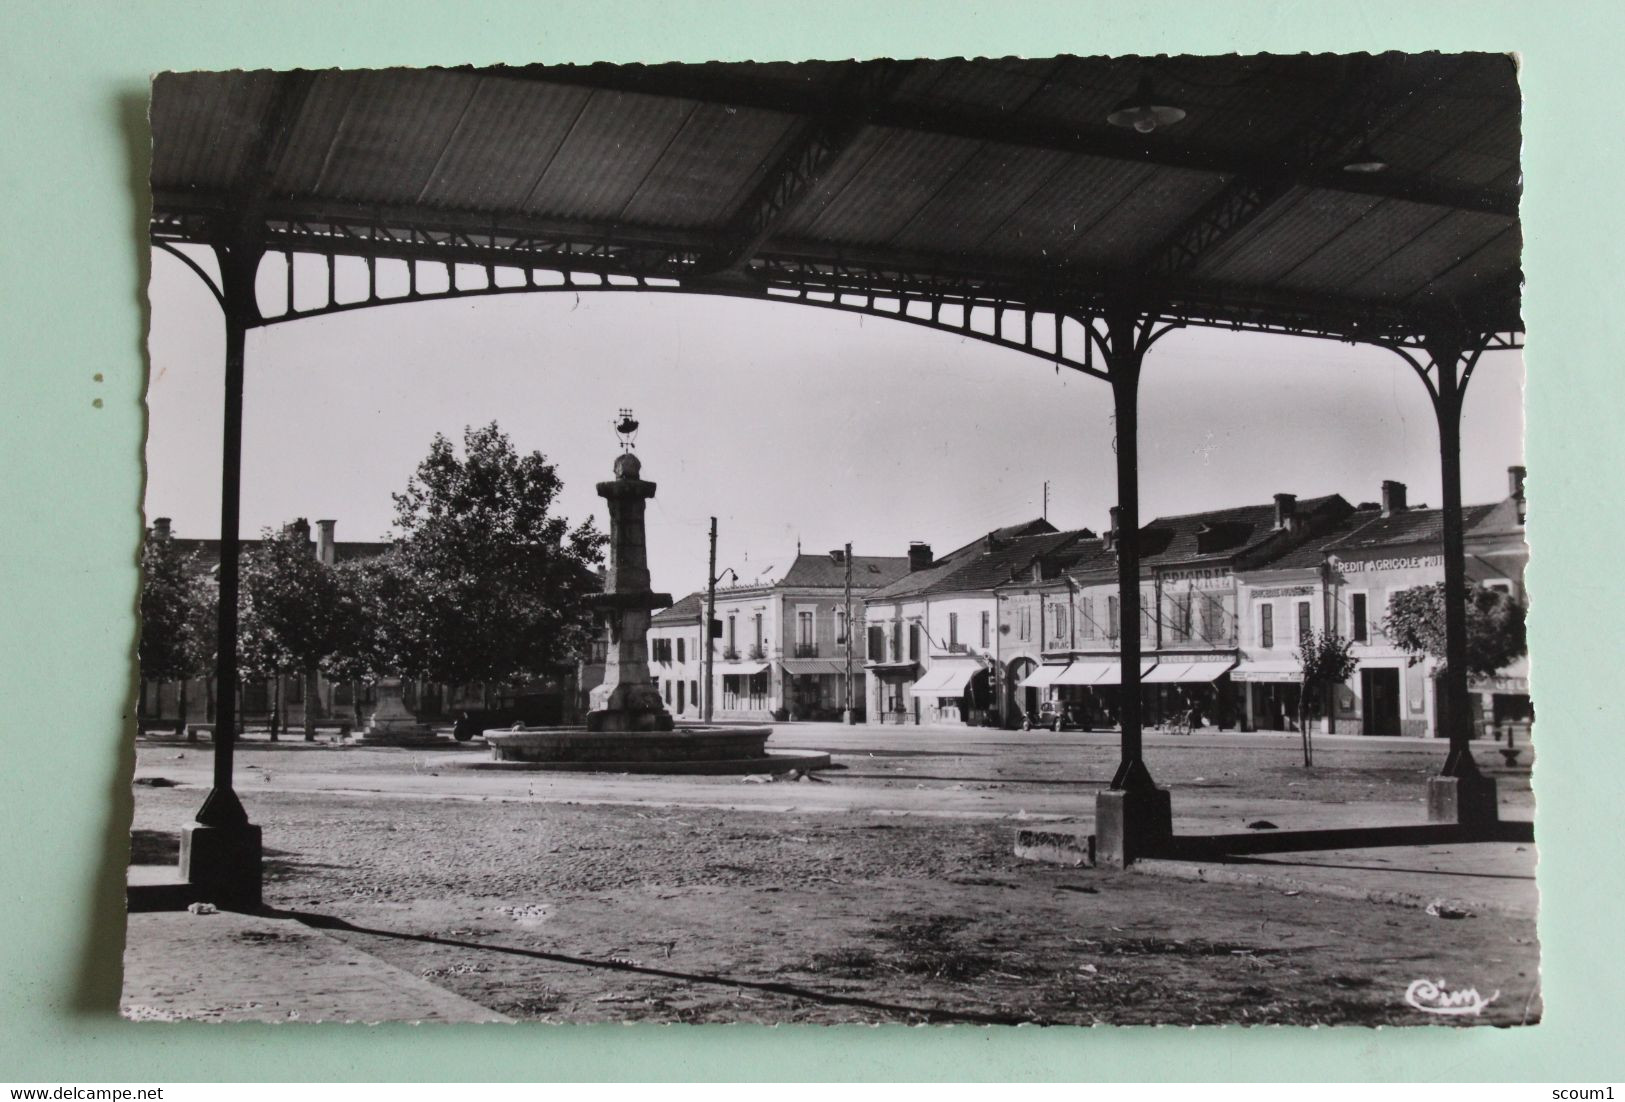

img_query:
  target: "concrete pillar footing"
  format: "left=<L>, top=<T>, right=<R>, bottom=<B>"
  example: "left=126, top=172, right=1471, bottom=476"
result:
left=1094, top=786, right=1173, bottom=868
left=179, top=820, right=263, bottom=910
left=1426, top=774, right=1499, bottom=827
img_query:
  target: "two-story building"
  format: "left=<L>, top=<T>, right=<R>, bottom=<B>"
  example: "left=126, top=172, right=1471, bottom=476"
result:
left=676, top=549, right=910, bottom=721
left=646, top=592, right=706, bottom=719
left=862, top=520, right=1101, bottom=726
left=1235, top=470, right=1530, bottom=737
left=1000, top=494, right=1354, bottom=730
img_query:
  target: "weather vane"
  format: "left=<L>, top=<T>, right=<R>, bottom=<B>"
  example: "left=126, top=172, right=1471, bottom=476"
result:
left=613, top=407, right=640, bottom=452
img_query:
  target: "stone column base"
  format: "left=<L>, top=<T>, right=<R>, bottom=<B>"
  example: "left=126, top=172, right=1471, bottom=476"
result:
left=179, top=821, right=263, bottom=910
left=1427, top=774, right=1500, bottom=827
left=1094, top=787, right=1173, bottom=868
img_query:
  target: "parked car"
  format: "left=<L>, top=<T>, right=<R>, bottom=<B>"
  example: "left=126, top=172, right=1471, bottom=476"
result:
left=1023, top=699, right=1079, bottom=732
left=451, top=692, right=565, bottom=741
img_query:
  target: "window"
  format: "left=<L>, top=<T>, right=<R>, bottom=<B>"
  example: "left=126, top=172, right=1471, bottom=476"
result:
left=677, top=637, right=685, bottom=664
left=1260, top=603, right=1274, bottom=648
left=1200, top=594, right=1220, bottom=642
left=690, top=680, right=698, bottom=707
left=1107, top=595, right=1120, bottom=639
left=908, top=624, right=921, bottom=661
left=835, top=609, right=847, bottom=644
left=663, top=679, right=672, bottom=704
left=1019, top=604, right=1032, bottom=641
left=1297, top=601, right=1312, bottom=643
left=869, top=624, right=885, bottom=661
left=1051, top=603, right=1067, bottom=641
left=727, top=615, right=736, bottom=655
left=948, top=612, right=959, bottom=648
left=980, top=611, right=991, bottom=648
left=677, top=680, right=685, bottom=712
left=1350, top=592, right=1368, bottom=643
left=891, top=621, right=902, bottom=661
left=798, top=611, right=814, bottom=646
left=753, top=613, right=763, bottom=652
left=1171, top=594, right=1191, bottom=642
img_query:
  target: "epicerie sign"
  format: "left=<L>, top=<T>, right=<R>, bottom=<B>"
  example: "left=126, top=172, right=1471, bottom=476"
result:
left=1159, top=566, right=1232, bottom=587
left=1337, top=554, right=1443, bottom=574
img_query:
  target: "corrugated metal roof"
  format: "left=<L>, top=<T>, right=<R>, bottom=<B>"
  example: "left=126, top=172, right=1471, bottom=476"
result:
left=149, top=54, right=1521, bottom=339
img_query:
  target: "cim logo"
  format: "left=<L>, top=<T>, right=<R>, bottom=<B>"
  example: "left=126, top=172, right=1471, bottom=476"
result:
left=1404, top=977, right=1500, bottom=1016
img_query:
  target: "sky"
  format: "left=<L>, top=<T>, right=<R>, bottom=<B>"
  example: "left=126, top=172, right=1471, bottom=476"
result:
left=144, top=248, right=1526, bottom=597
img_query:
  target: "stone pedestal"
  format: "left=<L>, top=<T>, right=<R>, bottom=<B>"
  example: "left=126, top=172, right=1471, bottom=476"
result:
left=1094, top=786, right=1173, bottom=868
left=179, top=821, right=263, bottom=910
left=1427, top=774, right=1500, bottom=827
left=360, top=678, right=439, bottom=744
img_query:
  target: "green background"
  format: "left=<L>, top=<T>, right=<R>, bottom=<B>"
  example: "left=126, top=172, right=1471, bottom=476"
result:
left=2, top=0, right=1620, bottom=1081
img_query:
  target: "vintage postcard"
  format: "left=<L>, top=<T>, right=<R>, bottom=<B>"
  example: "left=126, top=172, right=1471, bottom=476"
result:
left=126, top=54, right=1532, bottom=1025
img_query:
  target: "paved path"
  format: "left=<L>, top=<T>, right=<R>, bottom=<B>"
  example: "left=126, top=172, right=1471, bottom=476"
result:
left=121, top=905, right=512, bottom=1023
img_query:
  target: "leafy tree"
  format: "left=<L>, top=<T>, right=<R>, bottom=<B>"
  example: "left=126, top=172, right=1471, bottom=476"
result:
left=1383, top=582, right=1528, bottom=678
left=139, top=534, right=211, bottom=733
left=238, top=524, right=353, bottom=741
left=1295, top=630, right=1359, bottom=766
left=382, top=423, right=606, bottom=689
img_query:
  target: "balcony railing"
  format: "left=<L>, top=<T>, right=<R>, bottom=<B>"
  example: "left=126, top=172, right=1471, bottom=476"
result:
left=722, top=648, right=740, bottom=661
left=748, top=644, right=767, bottom=661
left=794, top=643, right=819, bottom=658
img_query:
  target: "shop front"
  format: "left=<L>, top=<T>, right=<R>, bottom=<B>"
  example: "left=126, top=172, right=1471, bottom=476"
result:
left=1231, top=658, right=1302, bottom=731
left=1143, top=655, right=1238, bottom=728
left=781, top=658, right=853, bottom=721
left=910, top=657, right=994, bottom=725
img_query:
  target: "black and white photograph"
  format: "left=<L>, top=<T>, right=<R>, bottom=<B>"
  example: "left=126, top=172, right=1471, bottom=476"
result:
left=125, top=53, right=1533, bottom=1026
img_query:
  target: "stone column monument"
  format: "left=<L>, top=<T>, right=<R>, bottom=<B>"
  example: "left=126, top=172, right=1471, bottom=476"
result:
left=586, top=413, right=674, bottom=732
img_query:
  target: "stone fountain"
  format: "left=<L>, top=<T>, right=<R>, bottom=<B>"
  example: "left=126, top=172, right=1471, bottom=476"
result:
left=476, top=414, right=829, bottom=774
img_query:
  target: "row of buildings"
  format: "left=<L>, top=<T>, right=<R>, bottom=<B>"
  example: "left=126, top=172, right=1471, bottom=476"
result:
left=646, top=468, right=1530, bottom=738
left=141, top=468, right=1530, bottom=741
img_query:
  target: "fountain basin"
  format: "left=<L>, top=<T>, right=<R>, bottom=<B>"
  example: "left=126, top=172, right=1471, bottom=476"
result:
left=470, top=725, right=831, bottom=775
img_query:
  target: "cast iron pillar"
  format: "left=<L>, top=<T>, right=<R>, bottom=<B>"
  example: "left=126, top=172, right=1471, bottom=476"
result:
left=180, top=241, right=263, bottom=909
left=1416, top=333, right=1499, bottom=827
left=1093, top=306, right=1177, bottom=866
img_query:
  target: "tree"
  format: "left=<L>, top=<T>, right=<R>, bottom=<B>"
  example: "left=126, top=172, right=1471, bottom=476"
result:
left=1383, top=582, right=1528, bottom=678
left=382, top=423, right=606, bottom=689
left=138, top=535, right=211, bottom=734
left=238, top=524, right=353, bottom=741
left=1295, top=630, right=1359, bottom=766
left=1384, top=582, right=1528, bottom=741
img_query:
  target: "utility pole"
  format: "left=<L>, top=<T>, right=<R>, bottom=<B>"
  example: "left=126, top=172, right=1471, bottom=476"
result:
left=843, top=541, right=854, bottom=724
left=705, top=517, right=718, bottom=723
left=1043, top=480, right=1049, bottom=521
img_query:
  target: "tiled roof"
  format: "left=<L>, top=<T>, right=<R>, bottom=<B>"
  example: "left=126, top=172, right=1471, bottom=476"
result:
left=1329, top=503, right=1499, bottom=554
left=1135, top=494, right=1348, bottom=566
left=779, top=553, right=912, bottom=589
left=652, top=591, right=705, bottom=623
left=1246, top=508, right=1383, bottom=571
left=923, top=529, right=1093, bottom=594
left=864, top=518, right=1057, bottom=602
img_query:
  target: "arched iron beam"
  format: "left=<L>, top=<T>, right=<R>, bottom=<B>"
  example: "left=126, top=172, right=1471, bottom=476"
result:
left=153, top=240, right=224, bottom=310
left=232, top=251, right=1115, bottom=382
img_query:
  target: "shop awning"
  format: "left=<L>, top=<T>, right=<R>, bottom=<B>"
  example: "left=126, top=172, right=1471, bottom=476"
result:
left=910, top=659, right=983, bottom=697
left=1053, top=659, right=1157, bottom=686
left=781, top=659, right=849, bottom=676
left=714, top=661, right=770, bottom=677
left=1143, top=659, right=1238, bottom=684
left=1019, top=663, right=1071, bottom=691
left=1230, top=659, right=1302, bottom=683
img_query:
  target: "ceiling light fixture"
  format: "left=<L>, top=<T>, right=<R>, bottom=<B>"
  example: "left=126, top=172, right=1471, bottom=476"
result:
left=1106, top=75, right=1187, bottom=134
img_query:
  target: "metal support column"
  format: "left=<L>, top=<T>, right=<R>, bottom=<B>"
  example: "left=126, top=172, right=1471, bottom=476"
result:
left=1418, top=334, right=1499, bottom=825
left=1092, top=305, right=1176, bottom=865
left=178, top=241, right=264, bottom=906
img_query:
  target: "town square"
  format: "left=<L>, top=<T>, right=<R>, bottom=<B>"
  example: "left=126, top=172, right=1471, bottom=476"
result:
left=123, top=53, right=1535, bottom=1027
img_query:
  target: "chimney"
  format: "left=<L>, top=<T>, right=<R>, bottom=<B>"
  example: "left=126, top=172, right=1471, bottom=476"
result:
left=829, top=548, right=845, bottom=564
left=151, top=516, right=172, bottom=541
left=1273, top=493, right=1297, bottom=531
left=907, top=542, right=933, bottom=572
left=1507, top=465, right=1527, bottom=525
left=285, top=517, right=312, bottom=546
left=316, top=519, right=337, bottom=565
left=1103, top=506, right=1121, bottom=552
left=1380, top=480, right=1407, bottom=518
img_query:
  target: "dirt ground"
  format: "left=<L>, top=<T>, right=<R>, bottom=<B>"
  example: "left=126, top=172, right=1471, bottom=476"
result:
left=125, top=729, right=1539, bottom=1026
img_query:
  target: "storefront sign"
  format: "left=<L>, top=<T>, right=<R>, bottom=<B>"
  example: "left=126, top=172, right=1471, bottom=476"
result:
left=1251, top=585, right=1314, bottom=598
left=1159, top=566, right=1232, bottom=587
left=1337, top=554, right=1443, bottom=574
